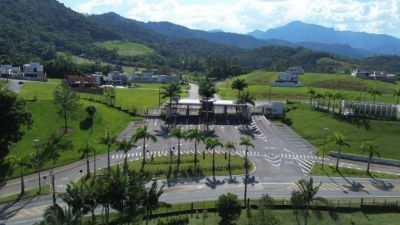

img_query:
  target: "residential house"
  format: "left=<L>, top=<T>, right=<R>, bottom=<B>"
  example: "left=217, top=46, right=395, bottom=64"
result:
left=256, top=102, right=285, bottom=116
left=66, top=75, right=96, bottom=88
left=286, top=66, right=304, bottom=76
left=0, top=65, right=12, bottom=78
left=23, top=63, right=45, bottom=79
left=106, top=71, right=128, bottom=86
left=272, top=72, right=301, bottom=87
left=351, top=69, right=370, bottom=79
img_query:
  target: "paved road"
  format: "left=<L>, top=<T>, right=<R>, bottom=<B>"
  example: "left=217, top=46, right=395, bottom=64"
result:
left=2, top=175, right=400, bottom=225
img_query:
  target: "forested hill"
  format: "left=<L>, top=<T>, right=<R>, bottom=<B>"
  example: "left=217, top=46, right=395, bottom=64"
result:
left=0, top=0, right=121, bottom=62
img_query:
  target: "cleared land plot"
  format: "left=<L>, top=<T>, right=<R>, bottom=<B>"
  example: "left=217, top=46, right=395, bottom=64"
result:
left=218, top=71, right=400, bottom=103
left=286, top=106, right=400, bottom=160
left=96, top=41, right=154, bottom=56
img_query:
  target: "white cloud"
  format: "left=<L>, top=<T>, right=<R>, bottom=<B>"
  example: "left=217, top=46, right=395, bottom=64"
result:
left=67, top=0, right=400, bottom=37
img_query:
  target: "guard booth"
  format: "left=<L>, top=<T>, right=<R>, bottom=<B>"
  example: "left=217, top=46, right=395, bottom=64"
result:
left=165, top=98, right=250, bottom=121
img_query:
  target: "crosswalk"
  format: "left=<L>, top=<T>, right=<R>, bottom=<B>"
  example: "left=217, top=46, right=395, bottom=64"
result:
left=111, top=149, right=228, bottom=160
left=248, top=120, right=267, bottom=142
left=287, top=183, right=400, bottom=191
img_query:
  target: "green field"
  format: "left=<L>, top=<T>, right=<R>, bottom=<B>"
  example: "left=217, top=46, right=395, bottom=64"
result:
left=18, top=79, right=61, bottom=100
left=286, top=106, right=400, bottom=160
left=96, top=41, right=154, bottom=56
left=218, top=71, right=400, bottom=103
left=310, top=163, right=400, bottom=179
left=124, top=154, right=252, bottom=179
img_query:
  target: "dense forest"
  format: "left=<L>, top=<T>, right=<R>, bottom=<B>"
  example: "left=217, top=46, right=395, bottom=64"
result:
left=0, top=0, right=399, bottom=79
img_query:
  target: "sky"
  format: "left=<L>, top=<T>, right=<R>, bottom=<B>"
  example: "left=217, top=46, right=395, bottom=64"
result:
left=59, top=0, right=400, bottom=37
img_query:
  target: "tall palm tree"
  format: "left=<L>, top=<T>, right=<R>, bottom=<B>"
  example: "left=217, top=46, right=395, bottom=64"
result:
left=168, top=127, right=186, bottom=166
left=393, top=89, right=400, bottom=105
left=325, top=91, right=333, bottom=111
left=334, top=93, right=344, bottom=114
left=185, top=128, right=205, bottom=172
left=225, top=141, right=236, bottom=172
left=368, top=87, right=382, bottom=103
left=360, top=141, right=380, bottom=173
left=99, top=129, right=117, bottom=172
left=231, top=78, right=248, bottom=98
left=37, top=204, right=81, bottom=225
left=160, top=83, right=181, bottom=106
left=6, top=154, right=30, bottom=195
left=132, top=125, right=157, bottom=166
left=236, top=91, right=256, bottom=106
left=330, top=132, right=351, bottom=171
left=240, top=136, right=254, bottom=205
left=78, top=144, right=94, bottom=178
left=61, top=182, right=88, bottom=221
left=198, top=77, right=217, bottom=128
left=314, top=92, right=324, bottom=109
left=307, top=88, right=316, bottom=108
left=116, top=138, right=136, bottom=173
left=205, top=137, right=224, bottom=173
left=291, top=178, right=325, bottom=225
left=143, top=182, right=165, bottom=225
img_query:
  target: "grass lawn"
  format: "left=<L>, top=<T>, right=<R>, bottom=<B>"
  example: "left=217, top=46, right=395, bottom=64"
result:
left=140, top=209, right=400, bottom=225
left=310, top=163, right=400, bottom=179
left=286, top=106, right=400, bottom=160
left=217, top=70, right=400, bottom=103
left=96, top=41, right=154, bottom=56
left=7, top=100, right=138, bottom=179
left=0, top=185, right=50, bottom=204
left=18, top=79, right=62, bottom=100
left=120, top=154, right=252, bottom=179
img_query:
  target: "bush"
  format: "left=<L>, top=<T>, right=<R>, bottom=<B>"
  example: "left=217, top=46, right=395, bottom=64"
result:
left=157, top=216, right=189, bottom=225
left=216, top=193, right=242, bottom=225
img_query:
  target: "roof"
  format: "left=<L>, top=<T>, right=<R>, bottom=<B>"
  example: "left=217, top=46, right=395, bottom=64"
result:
left=176, top=99, right=247, bottom=106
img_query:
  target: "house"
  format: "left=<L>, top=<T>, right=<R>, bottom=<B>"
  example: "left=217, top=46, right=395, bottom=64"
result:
left=23, top=63, right=44, bottom=78
left=370, top=71, right=396, bottom=83
left=256, top=102, right=284, bottom=116
left=272, top=72, right=301, bottom=87
left=286, top=66, right=304, bottom=76
left=106, top=71, right=128, bottom=86
left=131, top=70, right=179, bottom=84
left=351, top=69, right=370, bottom=79
left=0, top=65, right=13, bottom=78
left=342, top=100, right=400, bottom=120
left=92, top=72, right=104, bottom=86
left=66, top=75, right=96, bottom=88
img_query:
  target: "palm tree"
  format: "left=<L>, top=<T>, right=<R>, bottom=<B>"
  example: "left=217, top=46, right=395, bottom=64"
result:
left=307, top=88, right=316, bottom=108
left=292, top=178, right=325, bottom=225
left=240, top=136, right=254, bottom=206
left=334, top=93, right=344, bottom=114
left=132, top=125, right=157, bottom=166
left=99, top=129, right=117, bottom=172
left=225, top=141, right=236, bottom=172
left=325, top=91, right=333, bottom=111
left=330, top=132, right=350, bottom=171
left=143, top=182, right=165, bottom=225
left=205, top=137, right=224, bottom=173
left=393, top=89, right=400, bottom=104
left=37, top=204, right=81, bottom=225
left=231, top=78, right=248, bottom=98
left=360, top=141, right=380, bottom=173
left=78, top=144, right=94, bottom=178
left=185, top=128, right=205, bottom=172
left=198, top=77, right=217, bottom=128
left=61, top=182, right=88, bottom=221
left=168, top=127, right=185, bottom=166
left=236, top=91, right=256, bottom=106
left=368, top=87, right=382, bottom=103
left=6, top=154, right=30, bottom=195
left=160, top=83, right=181, bottom=106
left=314, top=92, right=324, bottom=109
left=116, top=138, right=136, bottom=173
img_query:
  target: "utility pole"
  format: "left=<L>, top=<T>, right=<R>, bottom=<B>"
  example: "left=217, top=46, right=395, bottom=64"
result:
left=269, top=85, right=272, bottom=102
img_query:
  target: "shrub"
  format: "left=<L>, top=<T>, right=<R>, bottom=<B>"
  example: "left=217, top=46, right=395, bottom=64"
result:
left=157, top=216, right=189, bottom=225
left=216, top=193, right=242, bottom=225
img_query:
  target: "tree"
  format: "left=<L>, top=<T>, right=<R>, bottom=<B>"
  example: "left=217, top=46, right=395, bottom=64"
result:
left=314, top=92, right=324, bottom=109
left=368, top=87, right=382, bottom=103
left=185, top=128, right=205, bottom=172
left=334, top=93, right=344, bottom=114
left=198, top=77, right=217, bottom=127
left=240, top=136, right=254, bottom=205
left=99, top=129, right=117, bottom=172
left=393, top=89, right=400, bottom=104
left=168, top=127, right=186, bottom=166
left=86, top=106, right=97, bottom=177
left=0, top=83, right=31, bottom=156
left=132, top=125, right=157, bottom=166
left=61, top=182, right=88, bottom=222
left=216, top=193, right=242, bottom=225
left=6, top=154, right=30, bottom=195
left=325, top=91, right=333, bottom=111
left=360, top=141, right=380, bottom=173
left=143, top=182, right=165, bottom=225
left=78, top=144, right=94, bottom=178
left=225, top=141, right=236, bottom=173
left=53, top=80, right=80, bottom=132
left=116, top=138, right=136, bottom=173
left=306, top=88, right=316, bottom=108
left=161, top=83, right=181, bottom=106
left=250, top=194, right=278, bottom=225
left=330, top=132, right=350, bottom=171
left=231, top=79, right=248, bottom=98
left=205, top=137, right=224, bottom=173
left=82, top=180, right=99, bottom=225
left=291, top=178, right=325, bottom=225
left=236, top=91, right=255, bottom=106
left=35, top=204, right=81, bottom=225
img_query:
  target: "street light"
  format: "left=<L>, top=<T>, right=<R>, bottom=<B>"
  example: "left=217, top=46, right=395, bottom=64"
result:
left=33, top=138, right=42, bottom=192
left=322, top=128, right=329, bottom=168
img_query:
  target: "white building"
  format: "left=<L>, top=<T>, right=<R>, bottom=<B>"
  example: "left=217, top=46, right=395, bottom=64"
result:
left=272, top=72, right=301, bottom=87
left=342, top=100, right=400, bottom=120
left=286, top=66, right=304, bottom=76
left=351, top=69, right=370, bottom=79
left=105, top=71, right=128, bottom=86
left=256, top=102, right=285, bottom=116
left=23, top=63, right=44, bottom=78
left=0, top=65, right=13, bottom=77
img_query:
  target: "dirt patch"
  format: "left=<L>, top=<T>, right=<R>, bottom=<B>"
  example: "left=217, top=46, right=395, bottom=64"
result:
left=57, top=127, right=75, bottom=136
left=309, top=80, right=368, bottom=91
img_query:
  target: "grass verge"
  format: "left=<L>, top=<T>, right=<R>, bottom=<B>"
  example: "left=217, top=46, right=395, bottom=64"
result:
left=0, top=185, right=51, bottom=204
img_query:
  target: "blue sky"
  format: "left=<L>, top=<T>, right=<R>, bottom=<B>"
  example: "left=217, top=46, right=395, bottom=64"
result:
left=59, top=0, right=400, bottom=37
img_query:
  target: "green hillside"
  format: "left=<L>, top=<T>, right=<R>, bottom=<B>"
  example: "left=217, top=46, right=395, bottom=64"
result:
left=218, top=70, right=400, bottom=103
left=96, top=41, right=154, bottom=56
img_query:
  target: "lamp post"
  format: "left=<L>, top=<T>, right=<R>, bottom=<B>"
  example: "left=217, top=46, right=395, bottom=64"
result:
left=86, top=106, right=97, bottom=178
left=269, top=85, right=272, bottom=102
left=322, top=128, right=329, bottom=168
left=33, top=138, right=41, bottom=192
